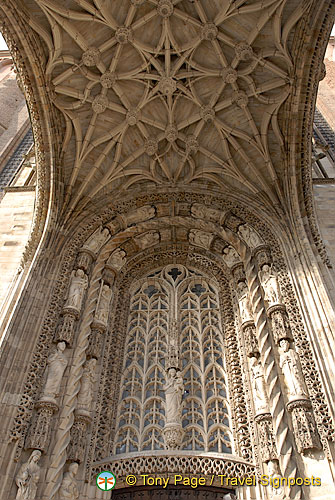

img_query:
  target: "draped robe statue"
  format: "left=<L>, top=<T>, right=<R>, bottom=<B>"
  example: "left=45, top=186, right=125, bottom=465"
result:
left=41, top=342, right=67, bottom=402
left=164, top=368, right=183, bottom=425
left=59, top=463, right=79, bottom=500
left=279, top=339, right=308, bottom=400
left=15, top=450, right=41, bottom=500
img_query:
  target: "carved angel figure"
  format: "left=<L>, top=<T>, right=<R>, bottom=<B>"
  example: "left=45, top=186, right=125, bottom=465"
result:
left=222, top=246, right=240, bottom=267
left=77, top=358, right=97, bottom=412
left=64, top=269, right=88, bottom=311
left=95, top=284, right=112, bottom=325
left=59, top=462, right=79, bottom=500
left=259, top=264, right=281, bottom=306
left=190, top=203, right=223, bottom=223
left=164, top=368, right=184, bottom=425
left=238, top=224, right=263, bottom=248
left=237, top=281, right=253, bottom=323
left=82, top=227, right=110, bottom=255
left=279, top=339, right=308, bottom=400
left=41, top=342, right=67, bottom=402
left=15, top=450, right=41, bottom=500
left=189, top=229, right=214, bottom=249
left=106, top=248, right=126, bottom=271
left=135, top=231, right=160, bottom=249
left=125, top=205, right=156, bottom=225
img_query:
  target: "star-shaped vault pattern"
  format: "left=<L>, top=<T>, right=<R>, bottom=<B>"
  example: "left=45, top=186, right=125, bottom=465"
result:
left=31, top=0, right=310, bottom=214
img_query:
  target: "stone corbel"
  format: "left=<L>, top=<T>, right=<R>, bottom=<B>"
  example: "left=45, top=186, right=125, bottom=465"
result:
left=26, top=400, right=58, bottom=452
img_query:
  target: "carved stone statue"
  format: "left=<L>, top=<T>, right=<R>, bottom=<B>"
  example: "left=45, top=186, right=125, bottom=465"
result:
left=125, top=205, right=156, bottom=225
left=190, top=203, right=223, bottom=223
left=41, top=342, right=67, bottom=403
left=64, top=269, right=88, bottom=312
left=189, top=229, right=214, bottom=249
left=279, top=339, right=308, bottom=400
left=238, top=224, right=263, bottom=248
left=77, top=358, right=97, bottom=413
left=15, top=450, right=41, bottom=500
left=164, top=368, right=183, bottom=424
left=59, top=462, right=79, bottom=500
left=95, top=284, right=112, bottom=325
left=237, top=281, right=253, bottom=323
left=82, top=227, right=110, bottom=255
left=251, top=358, right=269, bottom=414
left=106, top=248, right=126, bottom=270
left=135, top=231, right=160, bottom=249
left=222, top=246, right=240, bottom=267
left=259, top=264, right=281, bottom=306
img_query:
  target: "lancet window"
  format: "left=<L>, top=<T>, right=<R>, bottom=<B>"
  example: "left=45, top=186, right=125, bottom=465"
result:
left=113, top=265, right=233, bottom=455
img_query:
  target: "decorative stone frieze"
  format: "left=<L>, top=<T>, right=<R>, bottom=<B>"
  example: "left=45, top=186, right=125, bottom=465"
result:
left=26, top=400, right=58, bottom=452
left=287, top=400, right=321, bottom=453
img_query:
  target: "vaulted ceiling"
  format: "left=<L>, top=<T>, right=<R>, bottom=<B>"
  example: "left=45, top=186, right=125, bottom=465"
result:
left=2, top=0, right=332, bottom=221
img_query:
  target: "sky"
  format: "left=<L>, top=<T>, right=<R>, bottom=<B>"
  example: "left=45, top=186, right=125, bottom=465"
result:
left=1, top=22, right=335, bottom=50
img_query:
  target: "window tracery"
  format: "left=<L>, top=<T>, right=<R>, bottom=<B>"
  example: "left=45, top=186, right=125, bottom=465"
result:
left=113, top=266, right=233, bottom=455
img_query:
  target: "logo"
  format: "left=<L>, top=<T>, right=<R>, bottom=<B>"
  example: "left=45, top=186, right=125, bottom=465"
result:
left=96, top=471, right=116, bottom=491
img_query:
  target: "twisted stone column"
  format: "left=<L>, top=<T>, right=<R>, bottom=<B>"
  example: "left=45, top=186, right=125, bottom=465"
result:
left=243, top=251, right=302, bottom=500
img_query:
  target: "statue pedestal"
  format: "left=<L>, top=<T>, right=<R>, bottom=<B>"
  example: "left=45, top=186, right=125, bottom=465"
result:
left=163, top=423, right=184, bottom=450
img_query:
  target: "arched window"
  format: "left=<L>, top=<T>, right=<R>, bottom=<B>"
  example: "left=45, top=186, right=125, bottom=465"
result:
left=113, top=265, right=233, bottom=455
